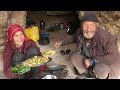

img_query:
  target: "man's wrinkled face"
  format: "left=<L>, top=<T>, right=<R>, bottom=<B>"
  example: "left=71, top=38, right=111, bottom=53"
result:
left=13, top=31, right=25, bottom=47
left=82, top=21, right=99, bottom=39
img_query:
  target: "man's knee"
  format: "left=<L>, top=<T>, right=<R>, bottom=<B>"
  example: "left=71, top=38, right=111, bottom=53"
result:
left=93, top=63, right=110, bottom=79
left=69, top=51, right=83, bottom=62
left=69, top=51, right=87, bottom=74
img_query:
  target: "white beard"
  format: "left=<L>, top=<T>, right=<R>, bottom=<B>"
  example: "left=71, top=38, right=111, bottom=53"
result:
left=83, top=31, right=95, bottom=39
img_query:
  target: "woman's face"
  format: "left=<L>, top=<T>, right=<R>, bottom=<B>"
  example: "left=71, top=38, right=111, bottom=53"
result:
left=13, top=31, right=25, bottom=47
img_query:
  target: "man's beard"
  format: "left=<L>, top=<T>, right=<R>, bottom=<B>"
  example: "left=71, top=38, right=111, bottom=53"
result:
left=83, top=31, right=96, bottom=39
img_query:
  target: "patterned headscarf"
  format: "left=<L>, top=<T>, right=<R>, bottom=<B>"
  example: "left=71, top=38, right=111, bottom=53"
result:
left=6, top=24, right=29, bottom=45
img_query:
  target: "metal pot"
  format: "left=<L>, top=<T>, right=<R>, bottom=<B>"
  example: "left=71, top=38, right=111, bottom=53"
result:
left=42, top=75, right=58, bottom=79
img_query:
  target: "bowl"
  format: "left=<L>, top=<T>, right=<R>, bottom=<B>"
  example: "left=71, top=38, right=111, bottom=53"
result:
left=42, top=75, right=58, bottom=79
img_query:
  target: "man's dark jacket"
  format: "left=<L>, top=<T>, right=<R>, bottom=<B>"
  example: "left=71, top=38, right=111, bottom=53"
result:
left=61, top=27, right=120, bottom=79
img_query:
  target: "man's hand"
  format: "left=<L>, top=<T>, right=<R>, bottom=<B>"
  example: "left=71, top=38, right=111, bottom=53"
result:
left=85, top=59, right=91, bottom=68
left=54, top=41, right=62, bottom=48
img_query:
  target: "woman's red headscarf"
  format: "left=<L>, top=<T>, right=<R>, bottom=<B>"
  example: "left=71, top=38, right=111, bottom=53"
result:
left=6, top=24, right=29, bottom=45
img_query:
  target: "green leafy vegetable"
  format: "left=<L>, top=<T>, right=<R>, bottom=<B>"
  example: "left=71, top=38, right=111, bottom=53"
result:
left=10, top=64, right=31, bottom=74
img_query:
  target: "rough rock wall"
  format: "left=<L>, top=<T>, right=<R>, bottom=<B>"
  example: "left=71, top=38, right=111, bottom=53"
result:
left=78, top=11, right=120, bottom=52
left=0, top=11, right=27, bottom=72
left=47, top=11, right=72, bottom=15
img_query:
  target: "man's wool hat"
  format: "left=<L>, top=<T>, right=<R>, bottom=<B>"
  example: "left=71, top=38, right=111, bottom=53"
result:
left=81, top=11, right=99, bottom=22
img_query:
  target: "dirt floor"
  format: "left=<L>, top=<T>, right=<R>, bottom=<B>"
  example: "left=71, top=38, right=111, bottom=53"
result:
left=27, top=11, right=78, bottom=79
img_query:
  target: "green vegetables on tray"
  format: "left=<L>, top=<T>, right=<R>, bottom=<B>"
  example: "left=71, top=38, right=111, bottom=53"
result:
left=10, top=64, right=31, bottom=74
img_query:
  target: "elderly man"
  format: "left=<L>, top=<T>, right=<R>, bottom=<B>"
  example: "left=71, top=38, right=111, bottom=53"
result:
left=54, top=11, right=120, bottom=79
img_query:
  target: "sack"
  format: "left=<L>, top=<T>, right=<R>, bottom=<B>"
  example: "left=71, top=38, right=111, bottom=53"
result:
left=25, top=26, right=40, bottom=43
left=67, top=17, right=81, bottom=35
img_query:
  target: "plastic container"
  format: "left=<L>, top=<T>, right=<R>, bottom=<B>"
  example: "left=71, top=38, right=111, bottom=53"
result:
left=25, top=26, right=40, bottom=43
